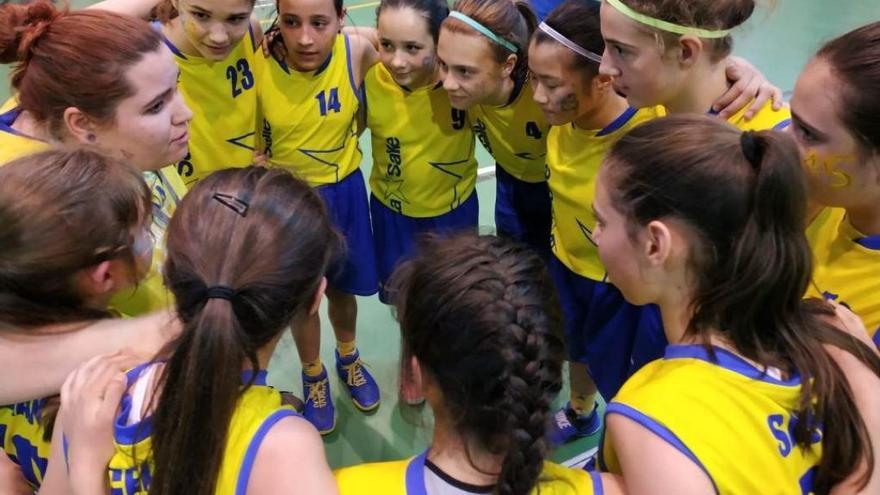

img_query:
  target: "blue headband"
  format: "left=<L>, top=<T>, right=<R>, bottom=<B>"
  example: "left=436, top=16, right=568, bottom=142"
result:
left=448, top=11, right=518, bottom=53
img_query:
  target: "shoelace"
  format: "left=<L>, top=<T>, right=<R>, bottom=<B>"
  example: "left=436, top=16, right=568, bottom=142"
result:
left=306, top=378, right=328, bottom=408
left=345, top=359, right=368, bottom=387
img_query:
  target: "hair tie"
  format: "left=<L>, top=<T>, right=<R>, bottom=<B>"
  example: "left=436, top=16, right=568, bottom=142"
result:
left=604, top=0, right=733, bottom=39
left=205, top=285, right=237, bottom=301
left=740, top=131, right=761, bottom=169
left=212, top=193, right=249, bottom=217
left=537, top=22, right=603, bottom=64
left=448, top=11, right=518, bottom=53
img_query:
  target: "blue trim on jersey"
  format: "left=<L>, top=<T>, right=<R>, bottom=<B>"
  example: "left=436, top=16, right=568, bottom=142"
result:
left=404, top=451, right=429, bottom=495
left=0, top=107, right=25, bottom=137
left=773, top=118, right=792, bottom=130
left=235, top=408, right=301, bottom=495
left=873, top=329, right=880, bottom=350
left=595, top=107, right=638, bottom=137
left=155, top=24, right=187, bottom=60
left=855, top=234, right=880, bottom=250
left=343, top=34, right=361, bottom=99
left=589, top=470, right=604, bottom=495
left=313, top=48, right=334, bottom=77
left=605, top=402, right=719, bottom=495
left=248, top=24, right=257, bottom=53
left=664, top=345, right=801, bottom=386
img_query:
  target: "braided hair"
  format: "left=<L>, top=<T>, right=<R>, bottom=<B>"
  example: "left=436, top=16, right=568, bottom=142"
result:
left=390, top=233, right=565, bottom=495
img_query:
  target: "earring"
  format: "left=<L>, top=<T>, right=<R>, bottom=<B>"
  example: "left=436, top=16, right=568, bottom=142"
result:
left=87, top=133, right=96, bottom=143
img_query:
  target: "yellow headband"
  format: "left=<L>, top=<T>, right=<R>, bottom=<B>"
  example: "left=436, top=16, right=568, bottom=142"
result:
left=604, top=0, right=734, bottom=39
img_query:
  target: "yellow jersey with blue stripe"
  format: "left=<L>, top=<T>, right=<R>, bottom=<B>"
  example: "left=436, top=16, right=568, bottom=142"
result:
left=106, top=366, right=298, bottom=495
left=806, top=207, right=880, bottom=345
left=0, top=104, right=48, bottom=164
left=258, top=34, right=362, bottom=187
left=335, top=450, right=602, bottom=495
left=548, top=107, right=660, bottom=280
left=0, top=399, right=50, bottom=489
left=161, top=23, right=260, bottom=187
left=601, top=345, right=822, bottom=494
left=109, top=167, right=186, bottom=315
left=724, top=100, right=792, bottom=132
left=471, top=77, right=548, bottom=183
left=366, top=63, right=477, bottom=218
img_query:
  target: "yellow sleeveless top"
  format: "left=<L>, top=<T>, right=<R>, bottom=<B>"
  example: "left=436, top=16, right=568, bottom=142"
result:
left=257, top=34, right=363, bottom=187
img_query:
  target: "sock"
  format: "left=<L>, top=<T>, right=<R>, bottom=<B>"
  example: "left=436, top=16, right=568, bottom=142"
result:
left=303, top=358, right=323, bottom=378
left=336, top=339, right=357, bottom=358
left=570, top=393, right=597, bottom=417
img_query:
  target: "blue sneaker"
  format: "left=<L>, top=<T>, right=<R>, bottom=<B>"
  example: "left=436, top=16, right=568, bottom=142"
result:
left=335, top=349, right=381, bottom=412
left=547, top=402, right=602, bottom=447
left=302, top=366, right=336, bottom=435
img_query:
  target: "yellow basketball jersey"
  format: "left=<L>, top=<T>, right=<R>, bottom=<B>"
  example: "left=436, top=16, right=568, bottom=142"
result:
left=335, top=451, right=601, bottom=495
left=0, top=103, right=49, bottom=164
left=806, top=207, right=880, bottom=343
left=602, top=345, right=822, bottom=494
left=0, top=399, right=50, bottom=489
left=548, top=107, right=660, bottom=280
left=725, top=100, right=792, bottom=132
left=258, top=35, right=362, bottom=187
left=107, top=367, right=298, bottom=495
left=162, top=24, right=260, bottom=187
left=109, top=166, right=187, bottom=316
left=366, top=63, right=477, bottom=217
left=471, top=77, right=548, bottom=183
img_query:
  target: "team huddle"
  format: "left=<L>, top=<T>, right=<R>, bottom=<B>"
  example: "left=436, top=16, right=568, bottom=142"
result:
left=0, top=0, right=878, bottom=493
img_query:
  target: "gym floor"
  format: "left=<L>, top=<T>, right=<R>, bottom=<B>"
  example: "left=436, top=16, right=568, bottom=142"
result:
left=2, top=0, right=877, bottom=469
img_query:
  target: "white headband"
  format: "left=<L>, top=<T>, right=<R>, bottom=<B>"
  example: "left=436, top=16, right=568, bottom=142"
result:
left=537, top=22, right=603, bottom=64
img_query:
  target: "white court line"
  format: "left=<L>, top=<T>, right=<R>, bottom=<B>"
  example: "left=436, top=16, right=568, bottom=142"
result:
left=561, top=447, right=598, bottom=469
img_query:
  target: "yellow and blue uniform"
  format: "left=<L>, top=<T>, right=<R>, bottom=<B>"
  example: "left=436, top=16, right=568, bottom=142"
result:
left=0, top=101, right=184, bottom=315
left=807, top=207, right=880, bottom=346
left=0, top=399, right=50, bottom=489
left=0, top=105, right=47, bottom=164
left=257, top=34, right=377, bottom=296
left=365, top=63, right=478, bottom=300
left=105, top=365, right=299, bottom=495
left=546, top=106, right=666, bottom=400
left=159, top=23, right=260, bottom=187
left=723, top=100, right=792, bottom=132
left=601, top=344, right=822, bottom=494
left=335, top=450, right=603, bottom=495
left=472, top=77, right=551, bottom=255
left=109, top=167, right=187, bottom=315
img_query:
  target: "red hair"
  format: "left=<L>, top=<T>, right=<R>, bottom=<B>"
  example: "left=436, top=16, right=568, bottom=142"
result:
left=0, top=1, right=163, bottom=137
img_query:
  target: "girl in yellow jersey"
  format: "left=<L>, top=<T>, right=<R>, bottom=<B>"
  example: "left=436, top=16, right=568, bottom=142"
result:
left=42, top=168, right=338, bottom=495
left=525, top=0, right=661, bottom=447
left=598, top=0, right=790, bottom=130
left=436, top=0, right=551, bottom=256
left=366, top=0, right=478, bottom=402
left=335, top=234, right=623, bottom=495
left=256, top=0, right=381, bottom=435
left=788, top=22, right=880, bottom=349
left=0, top=3, right=193, bottom=317
left=0, top=149, right=154, bottom=492
left=592, top=115, right=880, bottom=494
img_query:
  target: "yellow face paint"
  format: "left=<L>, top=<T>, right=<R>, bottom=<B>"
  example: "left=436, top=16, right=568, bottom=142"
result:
left=183, top=19, right=202, bottom=40
left=803, top=150, right=855, bottom=189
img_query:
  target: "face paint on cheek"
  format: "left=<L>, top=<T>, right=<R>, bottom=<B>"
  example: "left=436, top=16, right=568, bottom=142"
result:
left=420, top=53, right=435, bottom=70
left=804, top=150, right=855, bottom=189
left=183, top=19, right=201, bottom=40
left=558, top=93, right=578, bottom=112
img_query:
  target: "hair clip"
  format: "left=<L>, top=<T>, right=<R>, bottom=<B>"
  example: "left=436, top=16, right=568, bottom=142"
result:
left=212, top=192, right=249, bottom=217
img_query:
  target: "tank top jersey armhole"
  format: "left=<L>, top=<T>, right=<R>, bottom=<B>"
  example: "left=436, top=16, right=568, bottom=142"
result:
left=0, top=100, right=50, bottom=164
left=547, top=106, right=661, bottom=280
left=472, top=75, right=549, bottom=183
left=258, top=34, right=363, bottom=187
left=152, top=21, right=260, bottom=188
left=806, top=207, right=880, bottom=342
left=364, top=63, right=477, bottom=218
left=600, top=345, right=822, bottom=494
left=334, top=450, right=600, bottom=495
left=106, top=363, right=299, bottom=495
